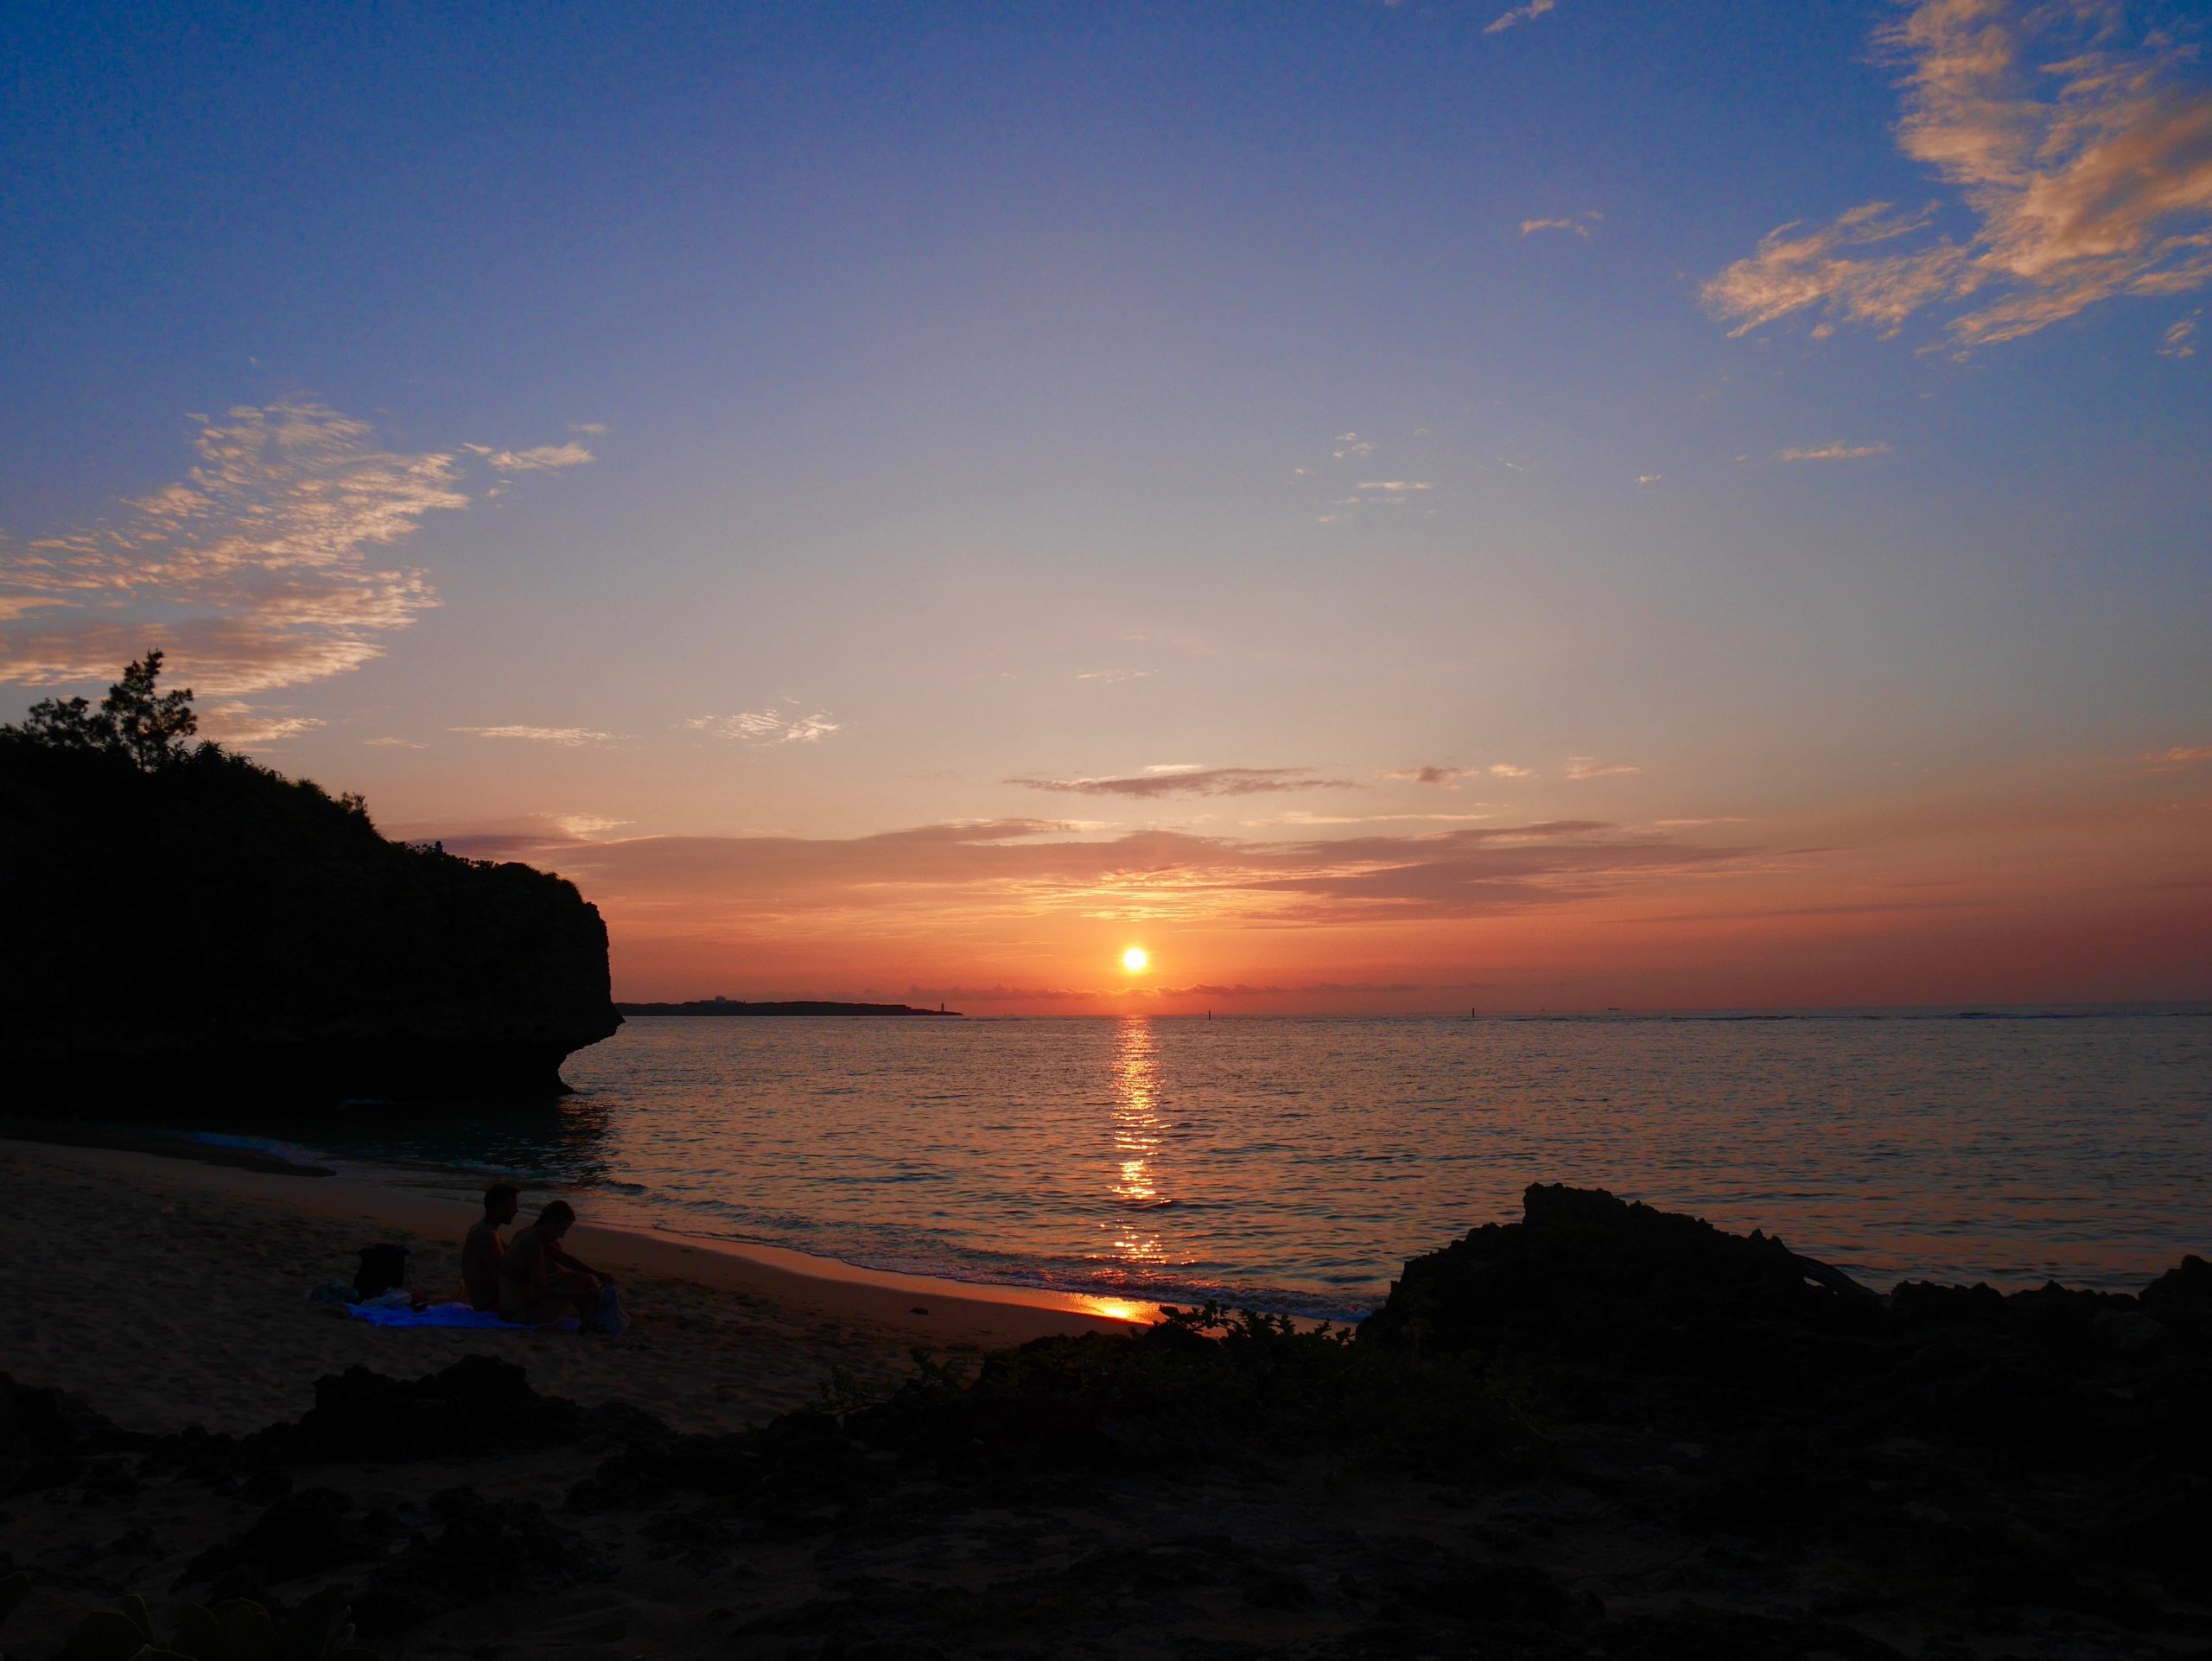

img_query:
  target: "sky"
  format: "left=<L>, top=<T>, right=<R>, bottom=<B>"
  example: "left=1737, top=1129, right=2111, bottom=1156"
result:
left=3, top=0, right=2209, bottom=1012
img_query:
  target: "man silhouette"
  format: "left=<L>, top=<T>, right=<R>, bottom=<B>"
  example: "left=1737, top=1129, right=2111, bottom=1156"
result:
left=462, top=1182, right=521, bottom=1312
left=499, top=1199, right=606, bottom=1327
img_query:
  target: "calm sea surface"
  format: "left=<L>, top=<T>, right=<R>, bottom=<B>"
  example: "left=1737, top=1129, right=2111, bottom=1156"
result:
left=263, top=1012, right=2209, bottom=1320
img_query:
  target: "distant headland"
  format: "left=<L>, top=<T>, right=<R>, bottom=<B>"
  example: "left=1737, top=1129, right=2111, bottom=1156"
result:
left=620, top=997, right=963, bottom=1018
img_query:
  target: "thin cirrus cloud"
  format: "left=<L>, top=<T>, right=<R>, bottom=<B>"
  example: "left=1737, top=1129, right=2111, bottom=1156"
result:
left=681, top=708, right=842, bottom=745
left=1567, top=756, right=1642, bottom=780
left=1485, top=0, right=1555, bottom=35
left=1703, top=0, right=2212, bottom=348
left=2159, top=314, right=2201, bottom=358
left=2142, top=746, right=2212, bottom=771
left=462, top=441, right=596, bottom=474
left=195, top=703, right=326, bottom=748
left=1521, top=210, right=1600, bottom=239
left=1332, top=432, right=1376, bottom=460
left=1490, top=763, right=1536, bottom=780
left=1253, top=811, right=1496, bottom=826
left=1009, top=765, right=1355, bottom=799
left=0, top=404, right=463, bottom=702
left=1779, top=441, right=1892, bottom=462
left=1383, top=764, right=1477, bottom=787
left=451, top=725, right=620, bottom=747
left=428, top=816, right=1752, bottom=929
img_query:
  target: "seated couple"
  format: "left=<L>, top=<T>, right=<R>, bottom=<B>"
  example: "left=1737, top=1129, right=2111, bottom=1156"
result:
left=461, top=1183, right=618, bottom=1330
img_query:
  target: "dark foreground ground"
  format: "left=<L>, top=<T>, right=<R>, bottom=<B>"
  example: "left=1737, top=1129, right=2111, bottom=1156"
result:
left=4, top=1185, right=2208, bottom=1660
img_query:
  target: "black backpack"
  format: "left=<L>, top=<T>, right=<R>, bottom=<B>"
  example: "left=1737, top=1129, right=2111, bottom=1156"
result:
left=353, top=1243, right=410, bottom=1298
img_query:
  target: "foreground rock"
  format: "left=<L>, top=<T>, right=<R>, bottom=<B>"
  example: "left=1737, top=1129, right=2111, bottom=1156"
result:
left=2, top=1188, right=2206, bottom=1659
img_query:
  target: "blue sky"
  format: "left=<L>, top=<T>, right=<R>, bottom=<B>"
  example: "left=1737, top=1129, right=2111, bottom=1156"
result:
left=4, top=1, right=2208, bottom=1007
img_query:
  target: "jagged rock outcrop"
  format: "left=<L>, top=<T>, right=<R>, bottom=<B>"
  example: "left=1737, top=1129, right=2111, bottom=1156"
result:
left=0, top=737, right=619, bottom=1104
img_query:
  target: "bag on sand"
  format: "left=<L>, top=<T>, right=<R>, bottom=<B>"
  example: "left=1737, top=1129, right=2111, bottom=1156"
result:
left=353, top=1243, right=410, bottom=1299
left=586, top=1281, right=628, bottom=1337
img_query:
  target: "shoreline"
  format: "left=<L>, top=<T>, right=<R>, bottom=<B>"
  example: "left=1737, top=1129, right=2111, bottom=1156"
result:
left=4, top=1136, right=2204, bottom=1659
left=0, top=1122, right=1173, bottom=1327
left=0, top=1136, right=1151, bottom=1441
left=0, top=1131, right=1163, bottom=1333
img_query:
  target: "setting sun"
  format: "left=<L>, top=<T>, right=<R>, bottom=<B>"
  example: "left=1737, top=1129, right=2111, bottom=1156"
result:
left=1121, top=946, right=1148, bottom=974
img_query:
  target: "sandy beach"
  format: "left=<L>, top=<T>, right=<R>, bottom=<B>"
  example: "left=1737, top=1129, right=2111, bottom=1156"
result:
left=0, top=1138, right=1144, bottom=1437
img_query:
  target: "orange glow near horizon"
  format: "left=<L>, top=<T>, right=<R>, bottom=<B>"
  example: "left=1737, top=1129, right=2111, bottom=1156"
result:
left=482, top=754, right=2209, bottom=1015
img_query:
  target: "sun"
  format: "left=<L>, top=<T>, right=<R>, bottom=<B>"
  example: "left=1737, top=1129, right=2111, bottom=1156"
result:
left=1121, top=945, right=1149, bottom=974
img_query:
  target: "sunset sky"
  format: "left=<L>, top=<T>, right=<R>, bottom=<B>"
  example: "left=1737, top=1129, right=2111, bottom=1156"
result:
left=5, top=1, right=2209, bottom=1011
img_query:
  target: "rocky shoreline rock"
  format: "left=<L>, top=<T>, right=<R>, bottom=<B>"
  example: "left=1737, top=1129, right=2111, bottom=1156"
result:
left=3, top=1186, right=2205, bottom=1658
left=0, top=730, right=619, bottom=1105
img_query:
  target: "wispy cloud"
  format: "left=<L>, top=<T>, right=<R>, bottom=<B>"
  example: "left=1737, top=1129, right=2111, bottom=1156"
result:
left=425, top=815, right=1753, bottom=930
left=364, top=735, right=428, bottom=748
left=452, top=724, right=620, bottom=747
left=2158, top=312, right=2202, bottom=358
left=1010, top=766, right=1355, bottom=799
left=1779, top=440, right=1892, bottom=462
left=1332, top=432, right=1376, bottom=460
left=1635, top=474, right=1662, bottom=485
left=1566, top=755, right=1642, bottom=780
left=568, top=423, right=609, bottom=435
left=1485, top=0, right=1555, bottom=35
left=1383, top=764, right=1478, bottom=787
left=1355, top=480, right=1433, bottom=493
left=1489, top=763, right=1535, bottom=780
left=550, top=814, right=630, bottom=839
left=2143, top=745, right=2212, bottom=771
left=467, top=441, right=595, bottom=474
left=681, top=708, right=842, bottom=745
left=1075, top=668, right=1156, bottom=684
left=1705, top=0, right=2212, bottom=348
left=1252, top=811, right=1496, bottom=826
left=195, top=703, right=325, bottom=748
left=1521, top=209, right=1600, bottom=238
left=0, top=403, right=463, bottom=703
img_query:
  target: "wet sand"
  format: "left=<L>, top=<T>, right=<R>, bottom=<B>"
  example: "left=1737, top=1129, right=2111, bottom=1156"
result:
left=0, top=1137, right=1144, bottom=1436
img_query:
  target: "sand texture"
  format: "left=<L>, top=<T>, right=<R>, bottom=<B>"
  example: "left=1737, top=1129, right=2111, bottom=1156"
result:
left=0, top=1142, right=1133, bottom=1436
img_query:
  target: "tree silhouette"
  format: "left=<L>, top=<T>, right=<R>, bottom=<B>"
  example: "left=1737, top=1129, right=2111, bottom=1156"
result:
left=13, top=650, right=198, bottom=770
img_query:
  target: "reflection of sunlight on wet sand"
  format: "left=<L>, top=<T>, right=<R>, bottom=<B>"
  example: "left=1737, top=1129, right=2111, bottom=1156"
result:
left=1072, top=1295, right=1160, bottom=1324
left=1107, top=1016, right=1166, bottom=1268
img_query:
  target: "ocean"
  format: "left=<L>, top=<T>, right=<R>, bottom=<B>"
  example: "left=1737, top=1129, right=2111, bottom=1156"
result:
left=250, top=1009, right=2209, bottom=1321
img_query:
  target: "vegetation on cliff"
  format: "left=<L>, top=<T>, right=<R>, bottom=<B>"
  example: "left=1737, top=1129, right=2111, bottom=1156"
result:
left=0, top=654, right=619, bottom=1103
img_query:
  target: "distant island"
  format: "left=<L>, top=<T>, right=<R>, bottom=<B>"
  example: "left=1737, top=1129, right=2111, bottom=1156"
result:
left=0, top=653, right=620, bottom=1105
left=620, top=998, right=963, bottom=1018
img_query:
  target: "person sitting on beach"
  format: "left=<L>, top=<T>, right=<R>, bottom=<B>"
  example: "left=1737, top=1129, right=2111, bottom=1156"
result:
left=499, top=1199, right=604, bottom=1327
left=461, top=1181, right=521, bottom=1312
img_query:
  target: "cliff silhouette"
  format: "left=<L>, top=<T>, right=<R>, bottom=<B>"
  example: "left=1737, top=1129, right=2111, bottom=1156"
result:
left=0, top=655, right=620, bottom=1104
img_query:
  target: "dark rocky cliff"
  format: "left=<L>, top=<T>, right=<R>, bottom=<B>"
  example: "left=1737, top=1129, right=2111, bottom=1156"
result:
left=0, top=736, right=620, bottom=1104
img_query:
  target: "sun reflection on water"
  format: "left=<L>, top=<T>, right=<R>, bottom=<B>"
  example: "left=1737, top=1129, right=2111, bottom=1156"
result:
left=1106, top=1015, right=1168, bottom=1269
